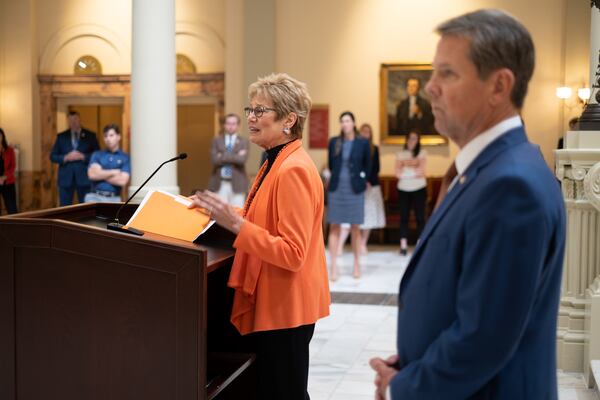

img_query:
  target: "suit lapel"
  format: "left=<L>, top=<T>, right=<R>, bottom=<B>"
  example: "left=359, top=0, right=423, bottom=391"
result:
left=406, top=127, right=529, bottom=268
left=217, top=135, right=226, bottom=151
left=349, top=137, right=362, bottom=162
left=410, top=168, right=479, bottom=261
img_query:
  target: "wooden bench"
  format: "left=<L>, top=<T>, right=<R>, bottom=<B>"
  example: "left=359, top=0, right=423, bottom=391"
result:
left=376, top=176, right=442, bottom=244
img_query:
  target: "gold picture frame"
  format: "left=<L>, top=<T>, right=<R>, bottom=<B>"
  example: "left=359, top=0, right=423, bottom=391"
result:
left=380, top=63, right=447, bottom=146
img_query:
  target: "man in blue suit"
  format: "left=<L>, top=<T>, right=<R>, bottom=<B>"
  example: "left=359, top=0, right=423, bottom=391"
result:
left=370, top=9, right=566, bottom=399
left=50, top=111, right=100, bottom=206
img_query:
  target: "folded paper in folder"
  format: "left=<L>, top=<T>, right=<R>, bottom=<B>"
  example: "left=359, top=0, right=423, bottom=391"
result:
left=125, top=190, right=215, bottom=241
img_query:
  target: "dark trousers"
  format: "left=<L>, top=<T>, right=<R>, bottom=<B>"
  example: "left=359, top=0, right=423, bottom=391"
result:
left=59, top=185, right=90, bottom=206
left=246, top=324, right=315, bottom=400
left=398, top=188, right=427, bottom=240
left=0, top=183, right=18, bottom=214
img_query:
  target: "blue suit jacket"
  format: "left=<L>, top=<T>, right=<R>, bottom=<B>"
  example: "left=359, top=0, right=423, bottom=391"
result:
left=327, top=136, right=371, bottom=193
left=50, top=128, right=99, bottom=188
left=391, top=127, right=566, bottom=399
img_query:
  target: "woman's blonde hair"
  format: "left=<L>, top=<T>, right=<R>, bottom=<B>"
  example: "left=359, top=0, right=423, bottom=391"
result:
left=248, top=73, right=312, bottom=139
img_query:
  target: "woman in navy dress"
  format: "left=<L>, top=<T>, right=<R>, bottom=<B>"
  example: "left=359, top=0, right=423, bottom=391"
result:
left=327, top=111, right=371, bottom=280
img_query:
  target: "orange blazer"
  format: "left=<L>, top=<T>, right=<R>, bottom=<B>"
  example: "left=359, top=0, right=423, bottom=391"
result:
left=228, top=140, right=330, bottom=335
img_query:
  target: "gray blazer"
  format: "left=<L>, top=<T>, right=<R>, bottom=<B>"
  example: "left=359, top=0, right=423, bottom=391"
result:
left=208, top=134, right=249, bottom=194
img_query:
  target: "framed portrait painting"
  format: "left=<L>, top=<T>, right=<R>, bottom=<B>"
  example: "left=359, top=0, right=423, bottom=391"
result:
left=380, top=63, right=446, bottom=145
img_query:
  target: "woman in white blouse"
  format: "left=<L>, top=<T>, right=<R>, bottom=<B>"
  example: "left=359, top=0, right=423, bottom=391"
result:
left=395, top=130, right=427, bottom=256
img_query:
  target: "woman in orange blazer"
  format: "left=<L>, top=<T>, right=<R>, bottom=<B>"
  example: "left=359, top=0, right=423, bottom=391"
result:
left=190, top=73, right=330, bottom=400
left=0, top=128, right=18, bottom=214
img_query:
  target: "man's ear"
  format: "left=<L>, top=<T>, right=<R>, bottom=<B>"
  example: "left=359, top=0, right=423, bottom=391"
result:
left=489, top=68, right=515, bottom=106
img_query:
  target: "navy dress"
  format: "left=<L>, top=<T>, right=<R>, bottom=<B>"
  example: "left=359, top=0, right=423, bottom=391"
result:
left=327, top=140, right=365, bottom=225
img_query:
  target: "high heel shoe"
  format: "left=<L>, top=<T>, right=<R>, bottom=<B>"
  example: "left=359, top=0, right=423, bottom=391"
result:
left=399, top=248, right=407, bottom=256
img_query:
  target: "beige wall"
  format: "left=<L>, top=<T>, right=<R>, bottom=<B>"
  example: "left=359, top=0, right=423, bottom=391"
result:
left=35, top=0, right=225, bottom=75
left=0, top=0, right=225, bottom=172
left=274, top=0, right=591, bottom=177
left=0, top=0, right=592, bottom=177
left=0, top=0, right=40, bottom=170
left=36, top=0, right=132, bottom=74
left=562, top=0, right=592, bottom=133
left=175, top=0, right=225, bottom=73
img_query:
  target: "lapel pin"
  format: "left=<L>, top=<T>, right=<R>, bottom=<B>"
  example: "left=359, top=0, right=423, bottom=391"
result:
left=459, top=175, right=467, bottom=185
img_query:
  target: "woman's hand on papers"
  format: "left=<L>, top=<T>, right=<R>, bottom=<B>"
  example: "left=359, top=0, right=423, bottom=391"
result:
left=188, top=190, right=245, bottom=234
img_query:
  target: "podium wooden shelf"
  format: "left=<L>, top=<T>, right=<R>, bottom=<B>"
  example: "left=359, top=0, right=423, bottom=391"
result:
left=206, top=353, right=255, bottom=400
left=0, top=202, right=254, bottom=400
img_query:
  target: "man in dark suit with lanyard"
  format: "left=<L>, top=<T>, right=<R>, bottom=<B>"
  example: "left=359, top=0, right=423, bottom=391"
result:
left=371, top=9, right=566, bottom=399
left=50, top=111, right=100, bottom=206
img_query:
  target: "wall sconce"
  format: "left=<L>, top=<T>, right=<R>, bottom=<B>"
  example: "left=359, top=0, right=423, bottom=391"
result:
left=556, top=85, right=591, bottom=109
left=556, top=86, right=572, bottom=100
left=577, top=88, right=591, bottom=102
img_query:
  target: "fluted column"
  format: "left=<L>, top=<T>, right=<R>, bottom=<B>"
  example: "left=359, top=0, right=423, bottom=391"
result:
left=130, top=0, right=178, bottom=199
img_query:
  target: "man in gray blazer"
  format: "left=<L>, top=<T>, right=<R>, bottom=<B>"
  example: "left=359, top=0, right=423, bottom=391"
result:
left=208, top=113, right=249, bottom=207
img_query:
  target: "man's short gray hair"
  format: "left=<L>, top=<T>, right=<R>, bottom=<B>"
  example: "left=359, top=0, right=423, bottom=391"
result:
left=436, top=9, right=535, bottom=109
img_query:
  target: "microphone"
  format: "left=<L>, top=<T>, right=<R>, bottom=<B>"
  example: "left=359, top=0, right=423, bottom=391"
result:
left=107, top=153, right=188, bottom=235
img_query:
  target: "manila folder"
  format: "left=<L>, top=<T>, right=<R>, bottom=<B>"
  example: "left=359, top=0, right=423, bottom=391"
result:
left=125, top=190, right=214, bottom=241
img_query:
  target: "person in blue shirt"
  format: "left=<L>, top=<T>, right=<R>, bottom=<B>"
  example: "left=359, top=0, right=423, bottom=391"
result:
left=84, top=124, right=131, bottom=203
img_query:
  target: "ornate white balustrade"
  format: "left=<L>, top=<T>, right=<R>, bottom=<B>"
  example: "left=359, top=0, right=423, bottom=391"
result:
left=555, top=130, right=600, bottom=385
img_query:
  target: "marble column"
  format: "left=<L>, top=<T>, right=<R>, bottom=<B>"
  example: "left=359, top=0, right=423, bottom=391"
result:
left=130, top=0, right=178, bottom=199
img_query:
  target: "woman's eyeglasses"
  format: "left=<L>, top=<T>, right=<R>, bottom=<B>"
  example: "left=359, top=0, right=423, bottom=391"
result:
left=244, top=106, right=276, bottom=118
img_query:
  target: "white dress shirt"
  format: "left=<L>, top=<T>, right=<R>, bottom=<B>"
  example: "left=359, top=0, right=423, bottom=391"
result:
left=408, top=96, right=417, bottom=118
left=455, top=115, right=522, bottom=176
left=396, top=149, right=427, bottom=192
left=224, top=133, right=237, bottom=149
left=221, top=133, right=238, bottom=179
left=447, top=115, right=522, bottom=193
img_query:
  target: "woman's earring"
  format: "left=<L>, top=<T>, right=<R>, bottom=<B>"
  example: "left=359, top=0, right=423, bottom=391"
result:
left=283, top=127, right=290, bottom=135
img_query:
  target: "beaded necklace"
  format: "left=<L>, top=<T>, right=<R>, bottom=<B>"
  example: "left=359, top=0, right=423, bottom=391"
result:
left=242, top=139, right=296, bottom=217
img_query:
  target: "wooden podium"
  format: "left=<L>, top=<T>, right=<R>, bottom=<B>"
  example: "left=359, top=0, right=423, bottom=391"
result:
left=0, top=203, right=255, bottom=400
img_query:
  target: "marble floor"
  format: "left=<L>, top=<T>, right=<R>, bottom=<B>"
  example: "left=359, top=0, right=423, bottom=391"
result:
left=310, top=246, right=599, bottom=400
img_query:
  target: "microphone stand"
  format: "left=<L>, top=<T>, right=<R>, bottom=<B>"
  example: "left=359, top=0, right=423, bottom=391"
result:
left=107, top=153, right=187, bottom=235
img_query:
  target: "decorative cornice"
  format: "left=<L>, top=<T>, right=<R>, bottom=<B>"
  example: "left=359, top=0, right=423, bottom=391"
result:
left=37, top=73, right=225, bottom=85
